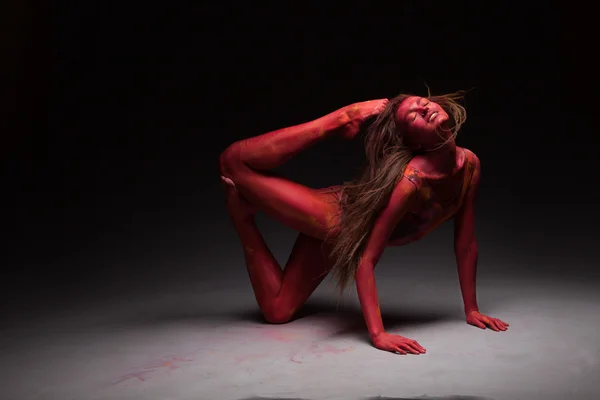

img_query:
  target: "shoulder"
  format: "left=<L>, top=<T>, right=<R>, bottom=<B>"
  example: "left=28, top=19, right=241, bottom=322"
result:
left=402, top=158, right=426, bottom=189
left=460, top=147, right=481, bottom=169
left=384, top=163, right=421, bottom=208
left=381, top=172, right=419, bottom=217
left=456, top=148, right=481, bottom=202
left=460, top=147, right=481, bottom=183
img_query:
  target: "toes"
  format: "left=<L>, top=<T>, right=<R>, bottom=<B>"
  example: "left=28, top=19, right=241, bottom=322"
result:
left=220, top=175, right=236, bottom=188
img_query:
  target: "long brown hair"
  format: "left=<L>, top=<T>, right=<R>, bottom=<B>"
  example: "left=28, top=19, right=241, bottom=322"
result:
left=325, top=90, right=468, bottom=294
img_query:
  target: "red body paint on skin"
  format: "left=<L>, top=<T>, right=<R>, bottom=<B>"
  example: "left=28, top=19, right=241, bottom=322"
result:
left=387, top=149, right=474, bottom=246
left=219, top=96, right=508, bottom=356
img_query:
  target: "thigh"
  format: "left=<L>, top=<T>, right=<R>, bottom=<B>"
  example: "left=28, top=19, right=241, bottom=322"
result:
left=235, top=170, right=341, bottom=240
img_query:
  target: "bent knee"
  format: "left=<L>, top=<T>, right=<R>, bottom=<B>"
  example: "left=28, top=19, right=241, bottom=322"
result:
left=218, top=142, right=244, bottom=178
left=262, top=305, right=295, bottom=324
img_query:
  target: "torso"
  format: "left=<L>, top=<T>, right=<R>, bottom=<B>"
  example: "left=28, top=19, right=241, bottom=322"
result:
left=387, top=147, right=476, bottom=246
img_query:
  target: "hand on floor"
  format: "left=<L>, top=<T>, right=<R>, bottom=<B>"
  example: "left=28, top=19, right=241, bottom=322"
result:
left=371, top=332, right=427, bottom=355
left=466, top=310, right=509, bottom=332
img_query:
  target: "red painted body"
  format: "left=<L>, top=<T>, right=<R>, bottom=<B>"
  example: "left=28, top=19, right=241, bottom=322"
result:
left=219, top=98, right=508, bottom=355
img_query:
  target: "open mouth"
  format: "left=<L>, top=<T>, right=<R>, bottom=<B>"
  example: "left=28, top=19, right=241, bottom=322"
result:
left=428, top=111, right=438, bottom=123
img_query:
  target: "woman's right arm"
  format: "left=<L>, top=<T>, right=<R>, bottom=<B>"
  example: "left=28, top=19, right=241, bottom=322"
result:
left=355, top=175, right=427, bottom=355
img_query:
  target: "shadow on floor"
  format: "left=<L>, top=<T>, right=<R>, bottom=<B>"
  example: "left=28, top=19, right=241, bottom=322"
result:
left=233, top=298, right=457, bottom=335
left=123, top=298, right=458, bottom=339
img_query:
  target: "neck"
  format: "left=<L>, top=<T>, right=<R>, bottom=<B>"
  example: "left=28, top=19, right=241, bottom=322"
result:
left=422, top=140, right=458, bottom=173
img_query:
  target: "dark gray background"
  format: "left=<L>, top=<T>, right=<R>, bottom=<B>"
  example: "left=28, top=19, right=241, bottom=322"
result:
left=4, top=2, right=597, bottom=400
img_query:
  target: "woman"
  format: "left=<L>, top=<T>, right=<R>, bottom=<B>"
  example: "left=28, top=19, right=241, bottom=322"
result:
left=218, top=91, right=509, bottom=355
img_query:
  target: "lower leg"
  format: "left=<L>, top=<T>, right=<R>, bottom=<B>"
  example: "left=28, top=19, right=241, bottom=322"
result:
left=219, top=107, right=350, bottom=174
left=230, top=212, right=284, bottom=314
left=222, top=178, right=330, bottom=323
left=222, top=176, right=281, bottom=302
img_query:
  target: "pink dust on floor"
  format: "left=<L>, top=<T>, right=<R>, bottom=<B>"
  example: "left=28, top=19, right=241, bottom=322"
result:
left=260, top=330, right=308, bottom=342
left=258, top=326, right=331, bottom=342
left=234, top=353, right=270, bottom=364
left=290, top=343, right=354, bottom=363
left=228, top=326, right=355, bottom=364
left=232, top=326, right=333, bottom=364
left=112, top=356, right=194, bottom=384
left=112, top=325, right=351, bottom=383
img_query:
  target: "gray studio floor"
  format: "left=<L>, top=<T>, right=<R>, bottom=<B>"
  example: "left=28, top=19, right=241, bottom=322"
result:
left=1, top=266, right=599, bottom=400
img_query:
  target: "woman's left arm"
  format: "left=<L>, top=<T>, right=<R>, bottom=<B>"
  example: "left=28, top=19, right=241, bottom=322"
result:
left=453, top=153, right=509, bottom=332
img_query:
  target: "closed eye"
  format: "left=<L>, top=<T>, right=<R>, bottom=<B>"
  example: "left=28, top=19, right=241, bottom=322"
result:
left=410, top=100, right=431, bottom=121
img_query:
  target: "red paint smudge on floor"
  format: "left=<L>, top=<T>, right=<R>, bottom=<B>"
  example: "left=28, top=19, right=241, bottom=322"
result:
left=112, top=356, right=194, bottom=384
left=261, top=330, right=304, bottom=342
left=289, top=343, right=354, bottom=363
left=234, top=353, right=269, bottom=364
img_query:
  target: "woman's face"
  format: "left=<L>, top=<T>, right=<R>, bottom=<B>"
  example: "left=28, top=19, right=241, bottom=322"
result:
left=394, top=96, right=451, bottom=149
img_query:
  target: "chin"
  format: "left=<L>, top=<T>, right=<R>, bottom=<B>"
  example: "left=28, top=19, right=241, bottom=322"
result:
left=437, top=113, right=450, bottom=126
left=435, top=116, right=452, bottom=132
